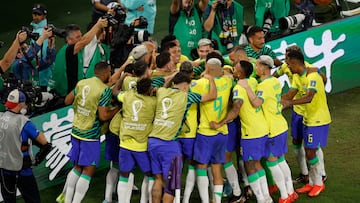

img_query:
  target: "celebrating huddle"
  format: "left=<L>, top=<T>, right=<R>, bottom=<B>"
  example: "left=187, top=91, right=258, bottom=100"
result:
left=58, top=43, right=331, bottom=203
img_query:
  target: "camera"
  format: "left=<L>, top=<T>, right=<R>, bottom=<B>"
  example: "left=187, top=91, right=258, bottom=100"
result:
left=263, top=13, right=274, bottom=36
left=133, top=30, right=149, bottom=45
left=47, top=24, right=67, bottom=38
left=134, top=16, right=148, bottom=29
left=220, top=36, right=234, bottom=50
left=20, top=26, right=40, bottom=41
left=217, top=0, right=227, bottom=10
left=103, top=4, right=127, bottom=26
left=279, top=14, right=307, bottom=30
left=102, top=13, right=120, bottom=27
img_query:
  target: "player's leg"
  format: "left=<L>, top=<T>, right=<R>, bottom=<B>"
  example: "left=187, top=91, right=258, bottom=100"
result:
left=117, top=147, right=136, bottom=203
left=72, top=139, right=101, bottom=203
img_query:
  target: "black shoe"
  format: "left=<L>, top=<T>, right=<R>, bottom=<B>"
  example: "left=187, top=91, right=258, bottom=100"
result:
left=228, top=194, right=247, bottom=203
left=322, top=175, right=328, bottom=183
left=243, top=186, right=253, bottom=200
left=293, top=173, right=309, bottom=184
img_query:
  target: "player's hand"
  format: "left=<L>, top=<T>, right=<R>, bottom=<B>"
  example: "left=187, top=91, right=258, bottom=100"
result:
left=237, top=79, right=249, bottom=88
left=202, top=73, right=214, bottom=80
left=281, top=98, right=292, bottom=109
left=210, top=121, right=221, bottom=129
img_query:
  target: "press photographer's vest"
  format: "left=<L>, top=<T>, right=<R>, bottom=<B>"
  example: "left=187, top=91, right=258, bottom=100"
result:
left=72, top=77, right=108, bottom=134
left=173, top=6, right=202, bottom=58
left=53, top=45, right=84, bottom=97
left=0, top=111, right=28, bottom=171
left=150, top=87, right=187, bottom=141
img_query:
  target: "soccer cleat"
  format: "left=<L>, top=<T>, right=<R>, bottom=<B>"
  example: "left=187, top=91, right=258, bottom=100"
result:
left=308, top=184, right=325, bottom=197
left=278, top=196, right=292, bottom=203
left=322, top=175, right=328, bottom=183
left=289, top=192, right=299, bottom=201
left=268, top=184, right=278, bottom=195
left=223, top=179, right=233, bottom=197
left=293, top=173, right=309, bottom=184
left=55, top=193, right=65, bottom=203
left=295, top=184, right=313, bottom=194
left=227, top=194, right=247, bottom=203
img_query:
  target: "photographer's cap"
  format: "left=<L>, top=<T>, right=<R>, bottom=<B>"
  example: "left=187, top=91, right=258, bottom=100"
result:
left=32, top=4, right=48, bottom=15
left=5, top=89, right=26, bottom=109
left=258, top=55, right=274, bottom=68
left=131, top=44, right=148, bottom=60
left=198, top=38, right=212, bottom=47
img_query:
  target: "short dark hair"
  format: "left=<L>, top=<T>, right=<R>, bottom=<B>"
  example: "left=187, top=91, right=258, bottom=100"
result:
left=230, top=45, right=246, bottom=53
left=179, top=61, right=193, bottom=76
left=94, top=62, right=110, bottom=74
left=124, top=63, right=135, bottom=74
left=246, top=26, right=263, bottom=39
left=137, top=78, right=152, bottom=95
left=133, top=60, right=149, bottom=77
left=156, top=52, right=171, bottom=68
left=287, top=50, right=305, bottom=64
left=65, top=24, right=81, bottom=37
left=206, top=51, right=224, bottom=67
left=160, top=42, right=177, bottom=53
left=160, top=35, right=176, bottom=47
left=173, top=72, right=191, bottom=85
left=239, top=60, right=253, bottom=78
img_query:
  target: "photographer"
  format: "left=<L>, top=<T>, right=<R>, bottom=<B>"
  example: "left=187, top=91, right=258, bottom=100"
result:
left=122, top=0, right=156, bottom=35
left=52, top=17, right=108, bottom=97
left=12, top=28, right=55, bottom=84
left=169, top=0, right=208, bottom=59
left=0, top=89, right=52, bottom=203
left=30, top=3, right=55, bottom=91
left=109, top=6, right=151, bottom=71
left=204, top=0, right=245, bottom=54
left=0, top=32, right=28, bottom=74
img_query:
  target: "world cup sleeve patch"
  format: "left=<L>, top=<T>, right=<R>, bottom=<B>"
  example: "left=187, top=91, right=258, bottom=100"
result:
left=310, top=80, right=316, bottom=87
left=257, top=91, right=263, bottom=97
left=191, top=82, right=197, bottom=87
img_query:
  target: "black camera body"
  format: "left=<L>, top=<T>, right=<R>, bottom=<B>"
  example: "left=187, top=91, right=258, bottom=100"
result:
left=220, top=36, right=234, bottom=50
left=217, top=0, right=227, bottom=10
left=20, top=26, right=40, bottom=41
left=103, top=4, right=127, bottom=26
left=135, top=16, right=148, bottom=29
left=133, top=30, right=149, bottom=45
left=47, top=24, right=67, bottom=38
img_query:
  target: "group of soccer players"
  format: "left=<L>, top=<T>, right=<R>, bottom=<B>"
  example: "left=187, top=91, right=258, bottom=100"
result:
left=59, top=36, right=331, bottom=203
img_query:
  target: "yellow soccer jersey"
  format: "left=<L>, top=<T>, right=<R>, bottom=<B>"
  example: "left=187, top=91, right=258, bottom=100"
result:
left=277, top=61, right=314, bottom=83
left=233, top=78, right=268, bottom=139
left=122, top=76, right=139, bottom=91
left=303, top=72, right=331, bottom=126
left=257, top=76, right=288, bottom=138
left=290, top=71, right=308, bottom=116
left=191, top=76, right=233, bottom=136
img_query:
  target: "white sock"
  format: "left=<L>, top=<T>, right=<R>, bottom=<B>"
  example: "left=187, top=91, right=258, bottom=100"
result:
left=248, top=172, right=265, bottom=203
left=72, top=174, right=91, bottom=203
left=317, top=148, right=326, bottom=176
left=267, top=161, right=288, bottom=199
left=309, top=157, right=322, bottom=185
left=126, top=173, right=134, bottom=202
left=207, top=167, right=215, bottom=201
left=214, top=185, right=223, bottom=203
left=278, top=157, right=295, bottom=194
left=238, top=159, right=249, bottom=186
left=293, top=145, right=308, bottom=175
left=196, top=168, right=209, bottom=203
left=258, top=170, right=270, bottom=199
left=64, top=169, right=81, bottom=203
left=183, top=165, right=196, bottom=203
left=105, top=166, right=119, bottom=202
left=148, top=177, right=154, bottom=203
left=117, top=176, right=130, bottom=203
left=224, top=162, right=241, bottom=196
left=140, top=176, right=149, bottom=203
